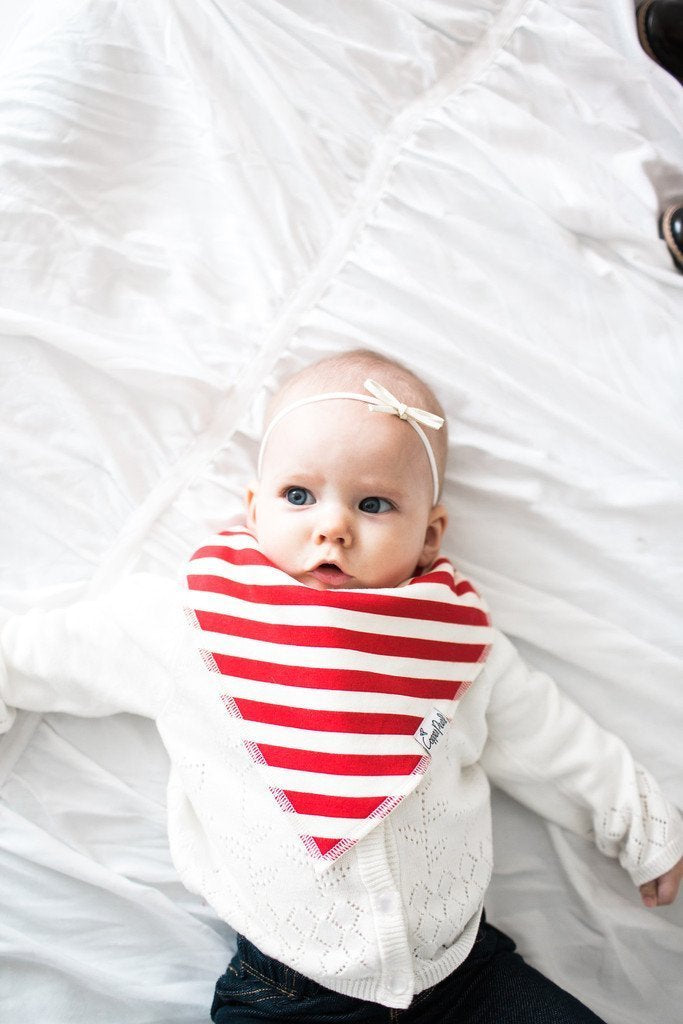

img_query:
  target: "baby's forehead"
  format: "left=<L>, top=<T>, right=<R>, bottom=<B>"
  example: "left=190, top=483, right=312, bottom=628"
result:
left=263, top=399, right=431, bottom=488
left=267, top=395, right=397, bottom=444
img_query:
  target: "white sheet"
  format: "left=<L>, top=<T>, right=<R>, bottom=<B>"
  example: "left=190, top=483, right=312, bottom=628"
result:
left=1, top=1, right=681, bottom=1021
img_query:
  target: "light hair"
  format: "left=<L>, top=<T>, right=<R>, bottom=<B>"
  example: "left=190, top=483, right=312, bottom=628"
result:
left=266, top=349, right=448, bottom=497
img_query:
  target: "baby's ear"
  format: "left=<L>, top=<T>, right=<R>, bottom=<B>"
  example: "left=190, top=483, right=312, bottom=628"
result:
left=245, top=480, right=259, bottom=529
left=418, top=503, right=448, bottom=568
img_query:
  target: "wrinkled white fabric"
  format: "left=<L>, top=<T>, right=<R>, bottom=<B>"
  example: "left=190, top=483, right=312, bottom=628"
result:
left=0, top=0, right=681, bottom=1022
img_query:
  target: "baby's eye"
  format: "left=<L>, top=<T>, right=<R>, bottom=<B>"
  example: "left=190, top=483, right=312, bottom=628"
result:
left=285, top=486, right=315, bottom=506
left=358, top=496, right=393, bottom=514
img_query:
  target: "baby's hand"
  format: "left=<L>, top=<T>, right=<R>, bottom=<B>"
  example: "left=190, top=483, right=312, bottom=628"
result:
left=639, top=857, right=683, bottom=907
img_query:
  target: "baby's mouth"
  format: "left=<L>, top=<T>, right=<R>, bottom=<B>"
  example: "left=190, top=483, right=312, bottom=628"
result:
left=308, top=562, right=353, bottom=587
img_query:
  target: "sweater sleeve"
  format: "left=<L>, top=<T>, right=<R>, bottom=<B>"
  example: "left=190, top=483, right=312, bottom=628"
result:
left=0, top=573, right=182, bottom=730
left=480, top=630, right=683, bottom=886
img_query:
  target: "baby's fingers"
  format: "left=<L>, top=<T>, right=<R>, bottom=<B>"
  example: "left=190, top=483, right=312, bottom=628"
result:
left=655, top=870, right=681, bottom=906
left=639, top=879, right=658, bottom=908
left=640, top=859, right=683, bottom=908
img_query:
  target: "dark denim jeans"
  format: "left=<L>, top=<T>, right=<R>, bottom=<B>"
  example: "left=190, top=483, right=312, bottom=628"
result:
left=211, top=916, right=606, bottom=1023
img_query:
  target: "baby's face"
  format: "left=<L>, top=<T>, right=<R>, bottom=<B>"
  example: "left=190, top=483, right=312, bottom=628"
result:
left=246, top=399, right=446, bottom=590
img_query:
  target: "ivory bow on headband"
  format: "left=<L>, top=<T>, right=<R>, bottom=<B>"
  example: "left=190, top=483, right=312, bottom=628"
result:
left=363, top=379, right=445, bottom=432
left=257, top=378, right=444, bottom=504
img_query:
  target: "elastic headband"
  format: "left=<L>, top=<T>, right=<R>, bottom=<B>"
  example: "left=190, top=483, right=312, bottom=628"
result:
left=257, top=378, right=444, bottom=505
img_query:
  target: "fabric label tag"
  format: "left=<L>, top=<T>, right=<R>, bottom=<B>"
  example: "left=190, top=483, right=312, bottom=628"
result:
left=414, top=707, right=449, bottom=754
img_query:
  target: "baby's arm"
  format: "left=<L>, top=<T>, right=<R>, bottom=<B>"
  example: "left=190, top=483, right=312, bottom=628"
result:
left=0, top=573, right=182, bottom=729
left=480, top=631, right=683, bottom=898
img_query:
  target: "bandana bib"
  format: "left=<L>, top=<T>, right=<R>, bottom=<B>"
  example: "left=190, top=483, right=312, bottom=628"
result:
left=186, top=528, right=492, bottom=870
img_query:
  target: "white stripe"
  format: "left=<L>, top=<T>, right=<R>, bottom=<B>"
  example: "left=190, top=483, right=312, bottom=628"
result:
left=260, top=766, right=416, bottom=797
left=287, top=811, right=401, bottom=839
left=410, top=581, right=487, bottom=609
left=219, top=674, right=456, bottom=717
left=188, top=587, right=490, bottom=644
left=233, top=719, right=422, bottom=755
left=190, top=556, right=288, bottom=587
left=202, top=630, right=487, bottom=680
left=201, top=532, right=256, bottom=551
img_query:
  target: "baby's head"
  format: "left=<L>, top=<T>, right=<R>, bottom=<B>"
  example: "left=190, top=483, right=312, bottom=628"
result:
left=246, top=349, right=448, bottom=590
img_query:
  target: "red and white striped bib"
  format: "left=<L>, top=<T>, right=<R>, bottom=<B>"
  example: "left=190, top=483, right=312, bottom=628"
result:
left=186, top=528, right=492, bottom=870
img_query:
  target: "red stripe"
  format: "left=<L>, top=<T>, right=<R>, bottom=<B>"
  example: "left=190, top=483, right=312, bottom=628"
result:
left=257, top=743, right=423, bottom=776
left=310, top=836, right=341, bottom=856
left=213, top=654, right=464, bottom=700
left=233, top=697, right=420, bottom=735
left=423, top=557, right=451, bottom=572
left=194, top=609, right=486, bottom=663
left=192, top=544, right=270, bottom=567
left=410, top=569, right=475, bottom=596
left=282, top=790, right=386, bottom=819
left=188, top=575, right=489, bottom=626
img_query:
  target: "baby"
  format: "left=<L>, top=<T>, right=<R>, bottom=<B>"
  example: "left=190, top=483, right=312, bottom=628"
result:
left=1, top=348, right=681, bottom=1024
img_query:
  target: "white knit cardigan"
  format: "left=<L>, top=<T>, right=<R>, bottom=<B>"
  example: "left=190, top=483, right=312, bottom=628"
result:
left=1, top=571, right=681, bottom=1009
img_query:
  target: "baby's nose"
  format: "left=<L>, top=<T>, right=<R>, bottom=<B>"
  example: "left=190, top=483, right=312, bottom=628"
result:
left=314, top=504, right=352, bottom=546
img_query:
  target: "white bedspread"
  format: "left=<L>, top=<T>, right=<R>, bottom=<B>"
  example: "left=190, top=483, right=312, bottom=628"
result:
left=1, top=1, right=681, bottom=1021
